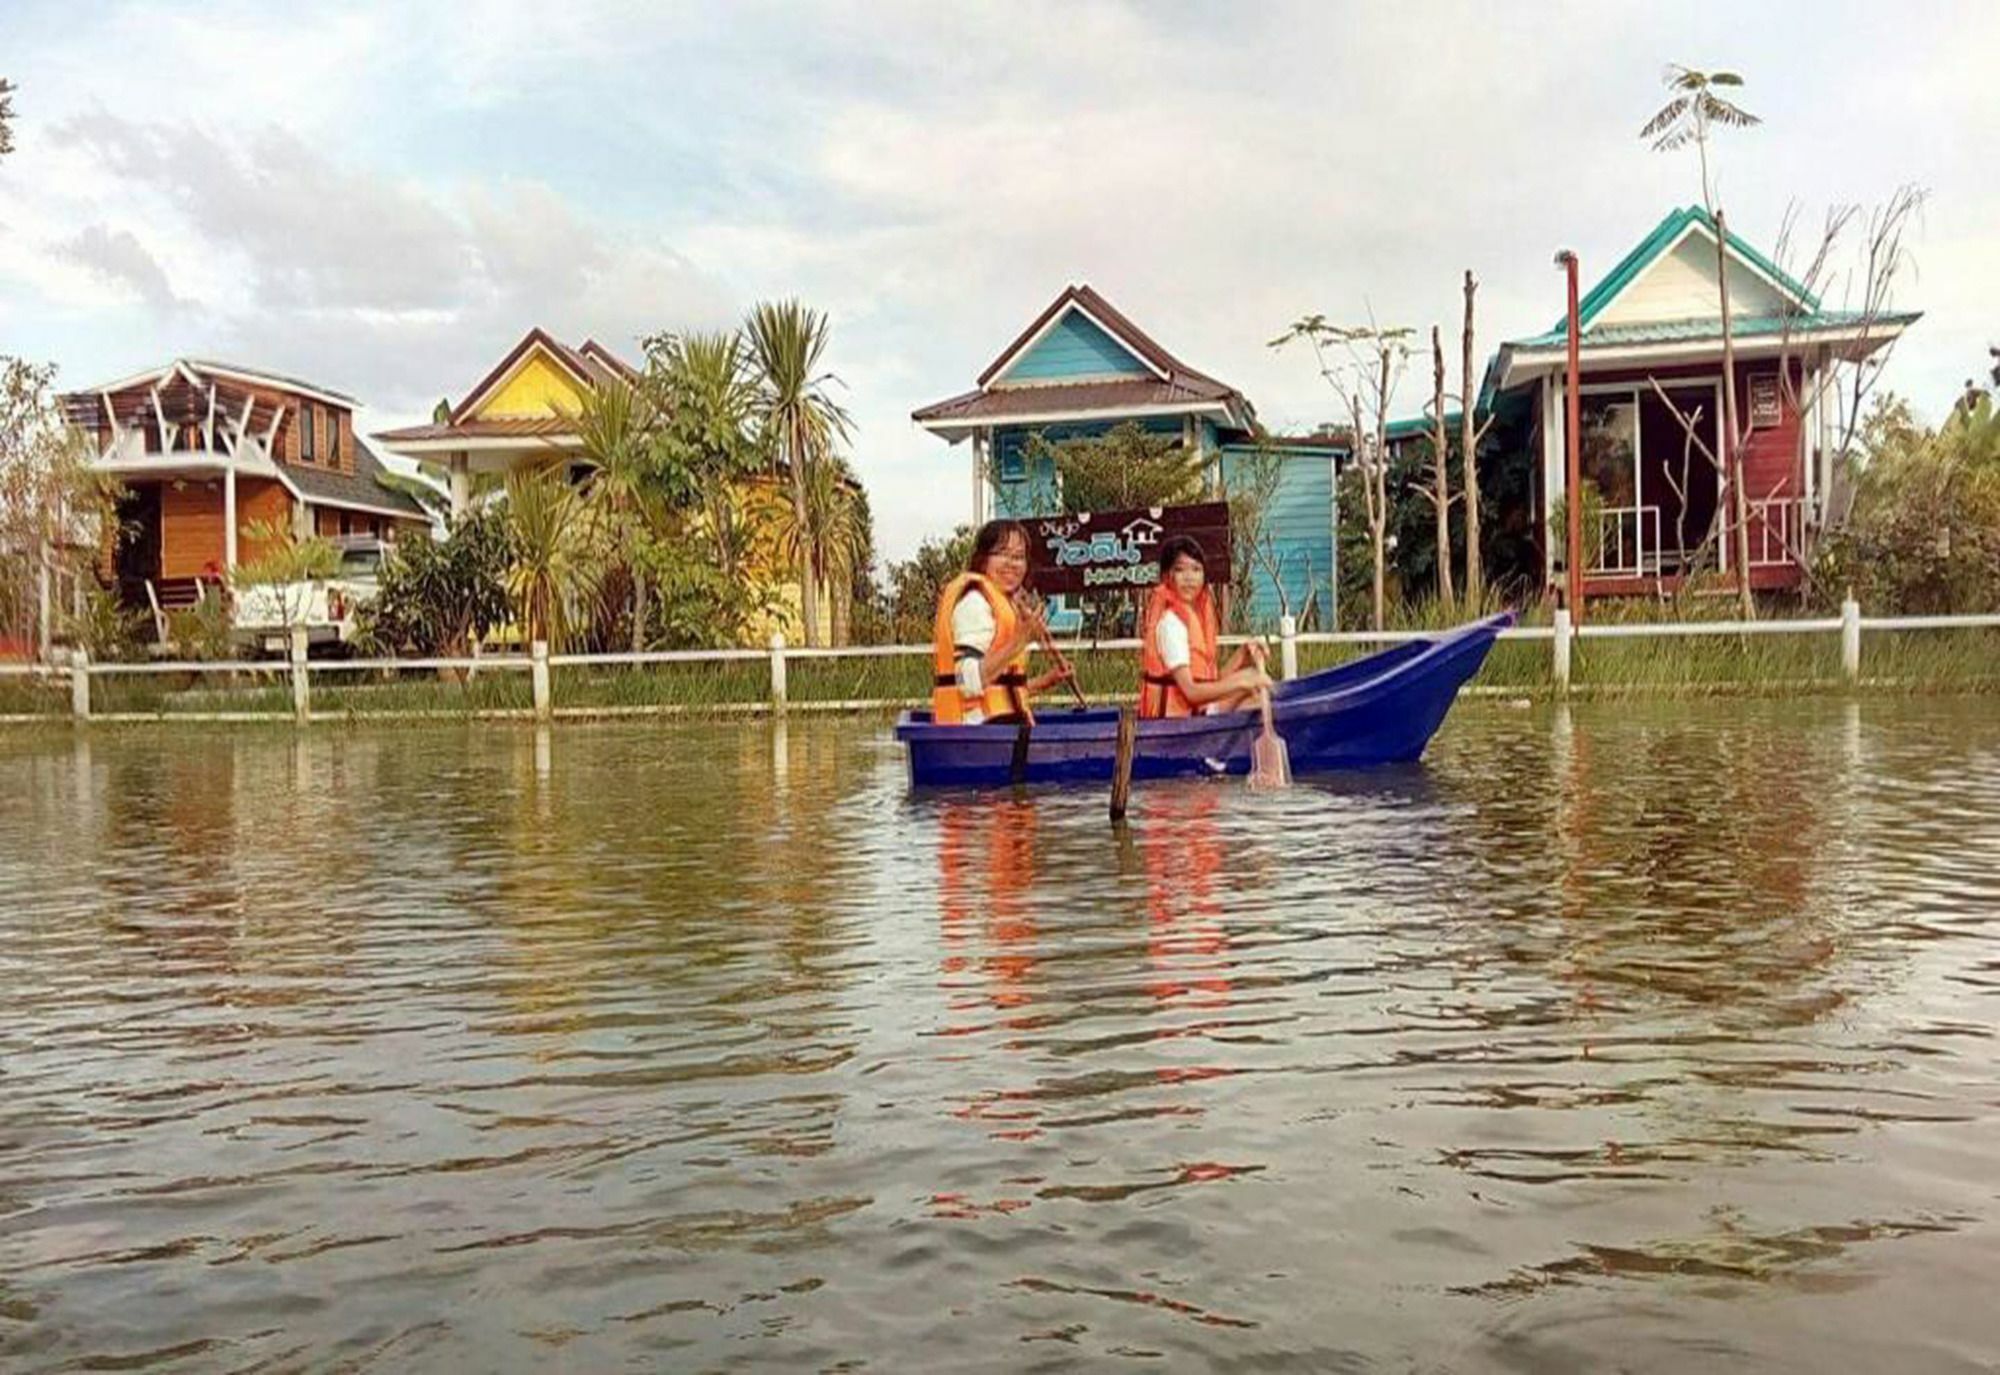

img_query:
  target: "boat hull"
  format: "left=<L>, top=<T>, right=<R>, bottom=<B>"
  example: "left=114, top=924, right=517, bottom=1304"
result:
left=894, top=613, right=1511, bottom=787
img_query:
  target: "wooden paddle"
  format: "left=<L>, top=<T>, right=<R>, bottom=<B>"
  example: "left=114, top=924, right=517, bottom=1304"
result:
left=1247, top=687, right=1291, bottom=790
left=1016, top=592, right=1090, bottom=711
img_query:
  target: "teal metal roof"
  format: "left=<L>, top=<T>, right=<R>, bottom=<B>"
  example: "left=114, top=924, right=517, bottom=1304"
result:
left=1384, top=412, right=1461, bottom=442
left=1557, top=204, right=1821, bottom=335
left=1508, top=308, right=1920, bottom=353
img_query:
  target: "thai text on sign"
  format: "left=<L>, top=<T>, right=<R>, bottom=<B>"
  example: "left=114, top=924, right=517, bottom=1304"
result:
left=1025, top=502, right=1232, bottom=597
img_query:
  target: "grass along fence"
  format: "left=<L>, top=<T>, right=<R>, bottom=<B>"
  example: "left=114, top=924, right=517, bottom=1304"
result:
left=4, top=600, right=1997, bottom=725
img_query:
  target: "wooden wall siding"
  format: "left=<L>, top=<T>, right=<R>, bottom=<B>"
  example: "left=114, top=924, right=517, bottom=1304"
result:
left=159, top=480, right=228, bottom=578
left=1593, top=233, right=1791, bottom=328
left=314, top=506, right=387, bottom=538
left=1220, top=448, right=1337, bottom=630
left=999, top=311, right=1152, bottom=384
left=156, top=477, right=295, bottom=577
left=237, top=479, right=292, bottom=566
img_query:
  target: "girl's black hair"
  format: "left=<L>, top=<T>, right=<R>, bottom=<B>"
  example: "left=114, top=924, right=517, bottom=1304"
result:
left=1157, top=533, right=1208, bottom=575
left=968, top=519, right=1033, bottom=575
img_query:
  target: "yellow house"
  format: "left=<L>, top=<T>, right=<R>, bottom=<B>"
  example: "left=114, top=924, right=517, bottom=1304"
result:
left=375, top=327, right=831, bottom=645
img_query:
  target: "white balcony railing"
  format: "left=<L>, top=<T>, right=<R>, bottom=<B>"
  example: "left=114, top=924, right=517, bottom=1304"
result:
left=1591, top=504, right=1662, bottom=577
left=1747, top=498, right=1802, bottom=569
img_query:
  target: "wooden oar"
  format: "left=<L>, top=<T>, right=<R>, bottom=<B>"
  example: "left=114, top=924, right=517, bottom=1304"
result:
left=1247, top=687, right=1291, bottom=790
left=1017, top=594, right=1090, bottom=711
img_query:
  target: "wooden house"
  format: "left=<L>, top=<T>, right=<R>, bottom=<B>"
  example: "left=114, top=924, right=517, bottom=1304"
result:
left=60, top=359, right=432, bottom=611
left=913, top=284, right=1343, bottom=629
left=1484, top=206, right=1920, bottom=600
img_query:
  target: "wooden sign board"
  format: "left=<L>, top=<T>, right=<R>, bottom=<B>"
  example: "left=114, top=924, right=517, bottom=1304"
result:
left=1025, top=502, right=1232, bottom=597
left=1748, top=372, right=1783, bottom=429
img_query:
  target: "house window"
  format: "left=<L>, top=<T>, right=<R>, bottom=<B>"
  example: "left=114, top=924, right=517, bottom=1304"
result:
left=996, top=438, right=1027, bottom=483
left=326, top=410, right=341, bottom=467
left=301, top=405, right=316, bottom=462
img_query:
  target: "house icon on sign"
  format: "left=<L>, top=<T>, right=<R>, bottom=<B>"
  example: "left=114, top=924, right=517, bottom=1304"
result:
left=1121, top=517, right=1164, bottom=546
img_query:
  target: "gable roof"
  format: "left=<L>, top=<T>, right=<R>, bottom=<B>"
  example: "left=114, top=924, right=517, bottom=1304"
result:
left=1561, top=204, right=1819, bottom=336
left=978, top=284, right=1227, bottom=390
left=917, top=284, right=1251, bottom=434
left=449, top=327, right=600, bottom=424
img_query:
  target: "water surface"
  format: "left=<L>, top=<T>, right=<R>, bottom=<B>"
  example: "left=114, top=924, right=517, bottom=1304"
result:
left=2, top=699, right=1997, bottom=1371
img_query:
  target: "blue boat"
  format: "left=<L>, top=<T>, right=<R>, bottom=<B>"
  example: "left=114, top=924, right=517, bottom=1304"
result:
left=895, top=613, right=1511, bottom=787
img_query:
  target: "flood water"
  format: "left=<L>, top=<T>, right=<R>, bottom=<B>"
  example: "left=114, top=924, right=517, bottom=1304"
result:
left=2, top=699, right=1998, bottom=1372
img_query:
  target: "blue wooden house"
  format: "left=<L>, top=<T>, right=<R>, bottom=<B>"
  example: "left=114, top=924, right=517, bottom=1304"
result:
left=913, top=284, right=1342, bottom=629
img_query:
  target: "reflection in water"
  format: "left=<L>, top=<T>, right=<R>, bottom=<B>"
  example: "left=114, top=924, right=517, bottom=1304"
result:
left=1, top=700, right=1997, bottom=1372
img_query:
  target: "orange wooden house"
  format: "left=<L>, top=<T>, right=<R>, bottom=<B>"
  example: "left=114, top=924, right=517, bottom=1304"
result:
left=60, top=359, right=431, bottom=610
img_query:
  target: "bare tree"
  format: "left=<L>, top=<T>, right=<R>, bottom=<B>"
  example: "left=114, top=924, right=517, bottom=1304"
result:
left=1770, top=186, right=1926, bottom=542
left=1460, top=271, right=1491, bottom=604
left=1271, top=317, right=1409, bottom=630
left=1420, top=326, right=1456, bottom=606
left=1642, top=64, right=1762, bottom=618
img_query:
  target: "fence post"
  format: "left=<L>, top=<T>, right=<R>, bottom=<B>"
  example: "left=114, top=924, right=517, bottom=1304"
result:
left=769, top=632, right=789, bottom=716
left=1552, top=607, right=1572, bottom=694
left=70, top=647, right=90, bottom=721
left=1278, top=614, right=1298, bottom=681
left=290, top=626, right=310, bottom=723
left=531, top=640, right=551, bottom=721
left=1840, top=594, right=1861, bottom=684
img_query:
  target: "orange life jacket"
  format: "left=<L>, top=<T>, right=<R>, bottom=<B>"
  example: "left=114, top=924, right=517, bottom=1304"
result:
left=1138, top=582, right=1219, bottom=719
left=931, top=572, right=1033, bottom=725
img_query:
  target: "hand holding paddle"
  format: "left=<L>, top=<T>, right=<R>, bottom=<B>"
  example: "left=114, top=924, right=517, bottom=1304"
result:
left=1015, top=591, right=1090, bottom=711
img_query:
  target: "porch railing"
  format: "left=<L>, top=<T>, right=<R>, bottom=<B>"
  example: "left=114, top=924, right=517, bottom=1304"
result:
left=1747, top=498, right=1803, bottom=569
left=1591, top=504, right=1662, bottom=577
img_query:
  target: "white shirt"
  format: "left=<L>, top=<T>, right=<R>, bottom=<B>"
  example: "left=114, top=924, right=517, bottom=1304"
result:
left=1153, top=605, right=1193, bottom=673
left=950, top=590, right=996, bottom=723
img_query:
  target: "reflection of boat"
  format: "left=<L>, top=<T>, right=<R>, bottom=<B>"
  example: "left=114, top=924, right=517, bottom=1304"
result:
left=896, top=613, right=1510, bottom=787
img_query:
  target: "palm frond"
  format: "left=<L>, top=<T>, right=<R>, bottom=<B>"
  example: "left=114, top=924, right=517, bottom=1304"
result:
left=1638, top=96, right=1691, bottom=141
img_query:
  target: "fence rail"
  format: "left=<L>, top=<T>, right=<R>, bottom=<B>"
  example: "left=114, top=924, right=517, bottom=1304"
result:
left=6, top=600, right=1997, bottom=725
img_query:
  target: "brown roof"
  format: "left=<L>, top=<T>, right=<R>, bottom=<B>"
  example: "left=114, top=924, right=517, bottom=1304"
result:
left=374, top=416, right=579, bottom=443
left=447, top=327, right=635, bottom=424
left=914, top=374, right=1243, bottom=426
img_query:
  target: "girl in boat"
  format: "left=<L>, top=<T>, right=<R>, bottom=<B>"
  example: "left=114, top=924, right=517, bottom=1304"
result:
left=931, top=519, right=1073, bottom=725
left=1139, top=534, right=1270, bottom=718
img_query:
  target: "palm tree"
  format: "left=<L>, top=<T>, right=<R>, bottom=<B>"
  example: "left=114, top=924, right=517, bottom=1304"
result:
left=1640, top=67, right=1759, bottom=210
left=504, top=466, right=597, bottom=651
left=1642, top=65, right=1762, bottom=619
left=573, top=379, right=665, bottom=650
left=766, top=455, right=870, bottom=646
left=744, top=301, right=850, bottom=647
left=652, top=329, right=760, bottom=582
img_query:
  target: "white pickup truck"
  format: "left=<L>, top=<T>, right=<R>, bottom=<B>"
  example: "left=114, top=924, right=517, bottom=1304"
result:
left=234, top=537, right=387, bottom=654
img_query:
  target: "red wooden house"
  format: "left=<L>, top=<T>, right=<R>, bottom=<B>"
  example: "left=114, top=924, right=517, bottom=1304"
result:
left=1485, top=206, right=1919, bottom=600
left=59, top=359, right=431, bottom=611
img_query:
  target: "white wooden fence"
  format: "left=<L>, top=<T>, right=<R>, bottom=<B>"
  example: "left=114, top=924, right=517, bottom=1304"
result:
left=3, top=600, right=1996, bottom=724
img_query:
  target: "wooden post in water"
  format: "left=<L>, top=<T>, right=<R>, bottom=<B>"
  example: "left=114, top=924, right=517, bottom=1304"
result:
left=1552, top=607, right=1572, bottom=695
left=768, top=632, right=788, bottom=716
left=1841, top=594, right=1862, bottom=684
left=290, top=626, right=310, bottom=723
left=531, top=639, right=551, bottom=721
left=70, top=647, right=89, bottom=721
left=1109, top=706, right=1137, bottom=822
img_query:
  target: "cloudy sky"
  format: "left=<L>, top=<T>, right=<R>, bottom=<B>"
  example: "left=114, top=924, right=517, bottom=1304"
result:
left=2, top=0, right=1994, bottom=560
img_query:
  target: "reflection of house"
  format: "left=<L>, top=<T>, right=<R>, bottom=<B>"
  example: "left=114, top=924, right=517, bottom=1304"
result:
left=60, top=360, right=431, bottom=610
left=376, top=327, right=833, bottom=644
left=1483, top=206, right=1920, bottom=599
left=913, top=284, right=1342, bottom=628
